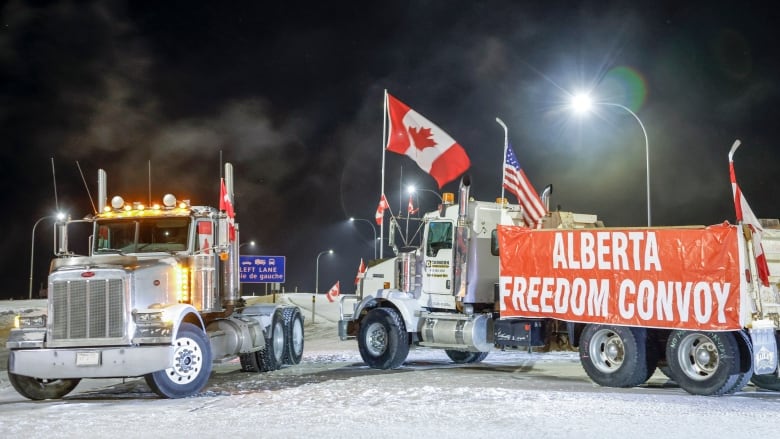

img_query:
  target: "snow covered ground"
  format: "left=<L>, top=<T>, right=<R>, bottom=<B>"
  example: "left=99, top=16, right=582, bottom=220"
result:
left=1, top=295, right=780, bottom=438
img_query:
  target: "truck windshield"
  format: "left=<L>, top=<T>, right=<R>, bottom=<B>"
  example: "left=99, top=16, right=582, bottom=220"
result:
left=95, top=218, right=191, bottom=254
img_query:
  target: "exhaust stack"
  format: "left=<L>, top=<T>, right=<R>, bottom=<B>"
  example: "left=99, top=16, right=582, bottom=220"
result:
left=452, top=175, right=471, bottom=299
left=97, top=169, right=107, bottom=213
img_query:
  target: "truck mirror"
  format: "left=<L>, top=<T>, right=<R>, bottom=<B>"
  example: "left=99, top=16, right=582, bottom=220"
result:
left=490, top=229, right=499, bottom=256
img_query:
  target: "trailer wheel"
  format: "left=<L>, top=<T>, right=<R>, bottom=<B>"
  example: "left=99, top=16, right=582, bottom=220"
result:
left=445, top=350, right=489, bottom=364
left=282, top=308, right=304, bottom=365
left=257, top=308, right=286, bottom=372
left=666, top=330, right=740, bottom=396
left=6, top=360, right=81, bottom=400
left=579, top=324, right=651, bottom=388
left=145, top=322, right=213, bottom=398
left=358, top=307, right=409, bottom=369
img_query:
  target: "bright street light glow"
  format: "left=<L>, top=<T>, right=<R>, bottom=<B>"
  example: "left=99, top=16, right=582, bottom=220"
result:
left=571, top=93, right=593, bottom=114
left=568, top=93, right=651, bottom=226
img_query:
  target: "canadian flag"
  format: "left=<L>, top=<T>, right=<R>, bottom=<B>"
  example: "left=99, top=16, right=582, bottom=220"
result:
left=407, top=195, right=418, bottom=215
left=385, top=93, right=470, bottom=189
left=220, top=178, right=236, bottom=241
left=729, top=140, right=770, bottom=287
left=354, top=258, right=366, bottom=286
left=326, top=281, right=340, bottom=303
left=375, top=194, right=390, bottom=225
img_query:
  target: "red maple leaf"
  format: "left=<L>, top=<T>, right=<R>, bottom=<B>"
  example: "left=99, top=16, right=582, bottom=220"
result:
left=408, top=126, right=437, bottom=151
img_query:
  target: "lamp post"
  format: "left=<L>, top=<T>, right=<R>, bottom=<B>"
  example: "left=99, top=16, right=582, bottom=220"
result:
left=349, top=217, right=377, bottom=260
left=571, top=93, right=651, bottom=226
left=29, top=212, right=65, bottom=300
left=238, top=240, right=256, bottom=251
left=312, top=249, right=334, bottom=323
left=407, top=185, right=443, bottom=202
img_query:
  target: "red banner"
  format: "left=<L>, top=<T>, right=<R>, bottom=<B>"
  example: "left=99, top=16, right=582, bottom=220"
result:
left=497, top=224, right=744, bottom=330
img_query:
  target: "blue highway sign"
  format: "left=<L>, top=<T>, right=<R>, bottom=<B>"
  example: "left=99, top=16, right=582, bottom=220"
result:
left=239, top=255, right=286, bottom=283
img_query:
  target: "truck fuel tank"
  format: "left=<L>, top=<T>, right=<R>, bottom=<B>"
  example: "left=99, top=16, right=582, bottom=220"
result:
left=418, top=311, right=493, bottom=352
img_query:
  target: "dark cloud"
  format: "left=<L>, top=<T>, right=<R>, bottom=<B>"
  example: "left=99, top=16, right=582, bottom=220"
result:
left=2, top=1, right=780, bottom=298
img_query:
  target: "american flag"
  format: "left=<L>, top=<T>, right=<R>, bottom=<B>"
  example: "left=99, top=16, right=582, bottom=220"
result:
left=503, top=145, right=546, bottom=228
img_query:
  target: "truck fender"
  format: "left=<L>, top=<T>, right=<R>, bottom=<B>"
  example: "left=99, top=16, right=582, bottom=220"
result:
left=160, top=303, right=206, bottom=337
left=354, top=291, right=420, bottom=334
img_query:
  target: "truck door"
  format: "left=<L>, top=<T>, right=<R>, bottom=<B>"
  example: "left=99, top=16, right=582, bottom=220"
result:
left=422, top=220, right=454, bottom=296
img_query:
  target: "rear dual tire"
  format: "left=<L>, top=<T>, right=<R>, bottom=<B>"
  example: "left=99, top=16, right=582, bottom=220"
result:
left=665, top=330, right=742, bottom=396
left=578, top=324, right=654, bottom=388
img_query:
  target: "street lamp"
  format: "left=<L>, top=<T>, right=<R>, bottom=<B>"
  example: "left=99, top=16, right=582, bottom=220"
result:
left=571, top=93, right=651, bottom=226
left=407, top=185, right=443, bottom=202
left=312, top=249, right=334, bottom=323
left=349, top=217, right=377, bottom=260
left=29, top=212, right=66, bottom=300
left=239, top=240, right=256, bottom=251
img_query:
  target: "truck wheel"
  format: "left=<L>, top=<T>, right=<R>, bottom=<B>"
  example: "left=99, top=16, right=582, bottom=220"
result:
left=666, top=330, right=740, bottom=396
left=750, top=373, right=780, bottom=391
left=257, top=308, right=285, bottom=372
left=282, top=308, right=304, bottom=365
left=729, top=330, right=754, bottom=393
left=445, top=350, right=489, bottom=364
left=358, top=307, right=410, bottom=369
left=6, top=362, right=81, bottom=400
left=579, top=324, right=651, bottom=388
left=145, top=322, right=213, bottom=398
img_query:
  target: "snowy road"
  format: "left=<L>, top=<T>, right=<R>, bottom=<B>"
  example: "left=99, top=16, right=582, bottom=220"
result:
left=2, top=297, right=780, bottom=438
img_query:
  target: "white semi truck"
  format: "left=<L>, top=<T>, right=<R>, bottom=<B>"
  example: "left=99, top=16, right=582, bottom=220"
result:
left=7, top=163, right=304, bottom=399
left=339, top=174, right=780, bottom=396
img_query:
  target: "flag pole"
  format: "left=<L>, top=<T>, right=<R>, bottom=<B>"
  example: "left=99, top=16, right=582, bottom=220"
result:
left=496, top=117, right=508, bottom=202
left=380, top=90, right=388, bottom=258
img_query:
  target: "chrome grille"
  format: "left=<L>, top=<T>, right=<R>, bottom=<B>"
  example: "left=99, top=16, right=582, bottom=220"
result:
left=51, top=278, right=125, bottom=341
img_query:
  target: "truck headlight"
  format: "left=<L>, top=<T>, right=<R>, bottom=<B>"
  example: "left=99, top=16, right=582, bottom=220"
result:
left=133, top=310, right=173, bottom=324
left=15, top=314, right=47, bottom=328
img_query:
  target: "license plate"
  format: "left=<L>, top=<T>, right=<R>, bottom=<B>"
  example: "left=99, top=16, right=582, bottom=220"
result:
left=76, top=351, right=101, bottom=366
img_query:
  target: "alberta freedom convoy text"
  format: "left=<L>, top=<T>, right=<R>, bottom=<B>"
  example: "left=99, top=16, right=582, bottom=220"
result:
left=498, top=228, right=742, bottom=330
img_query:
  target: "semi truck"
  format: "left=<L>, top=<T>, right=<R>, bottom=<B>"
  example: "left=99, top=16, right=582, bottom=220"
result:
left=7, top=163, right=304, bottom=399
left=338, top=172, right=780, bottom=396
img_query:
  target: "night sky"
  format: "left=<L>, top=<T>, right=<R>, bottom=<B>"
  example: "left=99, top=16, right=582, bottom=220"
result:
left=3, top=1, right=780, bottom=299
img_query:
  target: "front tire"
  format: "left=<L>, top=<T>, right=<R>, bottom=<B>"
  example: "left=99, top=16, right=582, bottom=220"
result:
left=666, top=330, right=740, bottom=396
left=445, top=350, right=489, bottom=364
left=7, top=359, right=81, bottom=400
left=579, top=324, right=651, bottom=388
left=145, top=322, right=212, bottom=398
left=358, top=307, right=410, bottom=369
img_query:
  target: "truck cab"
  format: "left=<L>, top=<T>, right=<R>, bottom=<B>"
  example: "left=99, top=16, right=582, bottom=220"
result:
left=7, top=164, right=304, bottom=400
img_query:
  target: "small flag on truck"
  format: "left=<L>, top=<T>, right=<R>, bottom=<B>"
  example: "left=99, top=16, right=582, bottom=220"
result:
left=503, top=144, right=546, bottom=228
left=355, top=258, right=366, bottom=286
left=729, top=139, right=771, bottom=286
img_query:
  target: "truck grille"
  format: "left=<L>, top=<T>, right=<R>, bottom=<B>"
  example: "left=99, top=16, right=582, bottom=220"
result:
left=50, top=278, right=125, bottom=341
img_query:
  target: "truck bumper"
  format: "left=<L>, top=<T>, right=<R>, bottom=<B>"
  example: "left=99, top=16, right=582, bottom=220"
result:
left=8, top=346, right=174, bottom=379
